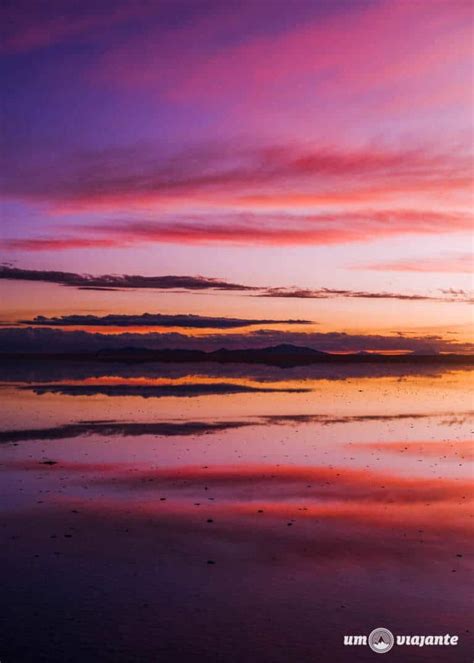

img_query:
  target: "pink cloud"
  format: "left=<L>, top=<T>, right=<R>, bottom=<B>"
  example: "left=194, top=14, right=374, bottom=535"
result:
left=356, top=253, right=473, bottom=273
left=95, top=0, right=473, bottom=131
left=3, top=143, right=470, bottom=207
left=3, top=237, right=122, bottom=251
left=3, top=208, right=471, bottom=251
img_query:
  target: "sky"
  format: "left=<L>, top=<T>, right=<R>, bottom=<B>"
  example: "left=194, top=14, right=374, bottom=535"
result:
left=0, top=0, right=473, bottom=353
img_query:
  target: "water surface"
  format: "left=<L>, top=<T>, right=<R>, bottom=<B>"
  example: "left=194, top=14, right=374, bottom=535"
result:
left=1, top=363, right=472, bottom=662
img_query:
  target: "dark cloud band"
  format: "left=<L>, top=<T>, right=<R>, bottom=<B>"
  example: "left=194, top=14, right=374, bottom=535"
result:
left=0, top=326, right=472, bottom=355
left=0, top=266, right=254, bottom=292
left=1, top=265, right=471, bottom=303
left=20, top=312, right=312, bottom=329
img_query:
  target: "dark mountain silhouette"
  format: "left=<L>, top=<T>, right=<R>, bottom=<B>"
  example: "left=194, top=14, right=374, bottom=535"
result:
left=0, top=343, right=472, bottom=367
left=247, top=343, right=327, bottom=355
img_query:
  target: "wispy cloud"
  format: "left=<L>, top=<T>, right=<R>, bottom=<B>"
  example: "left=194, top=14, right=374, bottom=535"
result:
left=0, top=266, right=253, bottom=292
left=3, top=208, right=471, bottom=250
left=19, top=312, right=311, bottom=329
left=2, top=142, right=471, bottom=250
left=4, top=143, right=471, bottom=205
left=94, top=0, right=473, bottom=127
left=259, top=287, right=473, bottom=304
left=355, top=252, right=473, bottom=273
left=2, top=265, right=471, bottom=304
left=80, top=209, right=472, bottom=248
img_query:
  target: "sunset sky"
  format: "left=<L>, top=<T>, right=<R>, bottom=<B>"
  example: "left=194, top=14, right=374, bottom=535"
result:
left=1, top=0, right=473, bottom=353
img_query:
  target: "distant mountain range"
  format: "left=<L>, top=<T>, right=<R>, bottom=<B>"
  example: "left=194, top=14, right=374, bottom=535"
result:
left=1, top=344, right=473, bottom=367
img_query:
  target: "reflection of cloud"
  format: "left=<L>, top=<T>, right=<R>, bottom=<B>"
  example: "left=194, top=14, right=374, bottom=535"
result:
left=22, top=382, right=308, bottom=398
left=91, top=463, right=472, bottom=506
left=260, top=412, right=463, bottom=426
left=349, top=440, right=474, bottom=461
left=1, top=495, right=471, bottom=663
left=20, top=312, right=311, bottom=329
left=0, top=420, right=252, bottom=443
left=6, top=458, right=470, bottom=562
left=3, top=496, right=471, bottom=575
left=3, top=460, right=471, bottom=536
left=4, top=411, right=468, bottom=444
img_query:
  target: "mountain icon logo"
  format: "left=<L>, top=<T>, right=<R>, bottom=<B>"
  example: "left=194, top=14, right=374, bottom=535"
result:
left=368, top=628, right=395, bottom=654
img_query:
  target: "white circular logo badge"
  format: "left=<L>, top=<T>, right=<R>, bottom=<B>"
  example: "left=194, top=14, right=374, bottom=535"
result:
left=368, top=628, right=395, bottom=654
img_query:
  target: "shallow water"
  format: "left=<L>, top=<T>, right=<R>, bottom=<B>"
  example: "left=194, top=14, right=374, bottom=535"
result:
left=1, top=362, right=473, bottom=662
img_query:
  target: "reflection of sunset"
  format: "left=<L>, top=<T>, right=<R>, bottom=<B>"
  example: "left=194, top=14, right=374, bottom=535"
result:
left=42, top=375, right=305, bottom=389
left=1, top=369, right=473, bottom=429
left=349, top=440, right=474, bottom=461
left=1, top=364, right=473, bottom=662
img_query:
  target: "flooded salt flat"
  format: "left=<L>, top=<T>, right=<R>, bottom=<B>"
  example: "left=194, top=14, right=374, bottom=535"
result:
left=0, top=363, right=473, bottom=662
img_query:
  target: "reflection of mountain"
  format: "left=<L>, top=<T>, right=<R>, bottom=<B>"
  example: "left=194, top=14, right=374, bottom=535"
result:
left=1, top=344, right=473, bottom=368
left=0, top=357, right=471, bottom=384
